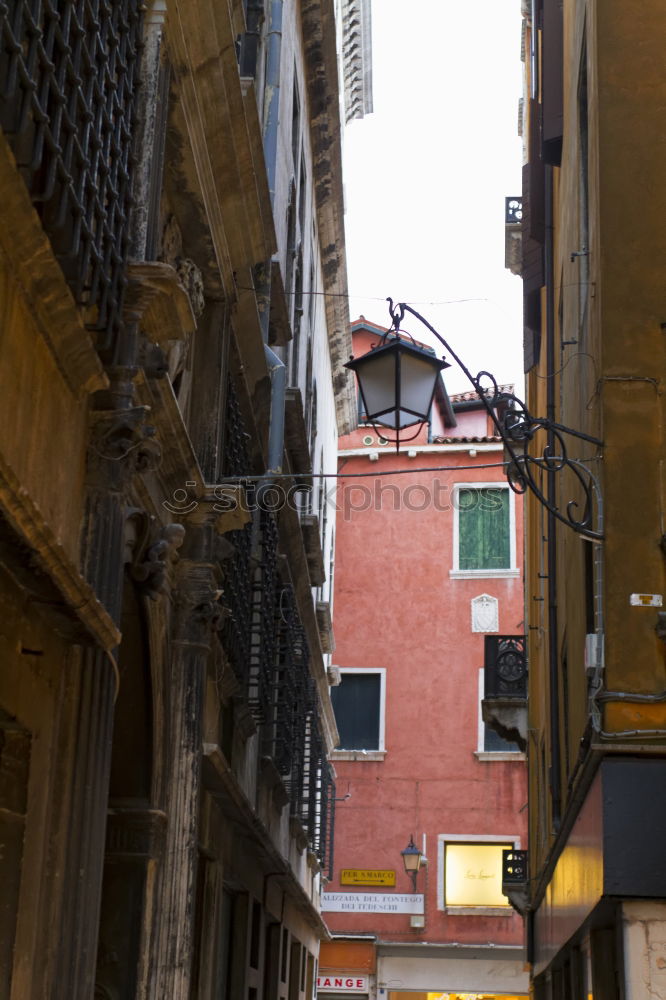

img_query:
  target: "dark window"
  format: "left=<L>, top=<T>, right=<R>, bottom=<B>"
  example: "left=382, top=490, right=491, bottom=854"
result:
left=249, top=900, right=261, bottom=970
left=280, top=929, right=289, bottom=983
left=484, top=724, right=520, bottom=753
left=331, top=672, right=382, bottom=750
left=458, top=488, right=511, bottom=571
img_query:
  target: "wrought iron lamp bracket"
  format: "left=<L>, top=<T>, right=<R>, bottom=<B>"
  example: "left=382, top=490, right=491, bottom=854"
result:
left=385, top=300, right=604, bottom=540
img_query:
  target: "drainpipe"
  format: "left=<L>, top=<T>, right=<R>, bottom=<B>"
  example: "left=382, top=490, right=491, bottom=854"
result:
left=258, top=2, right=285, bottom=504
left=263, top=0, right=283, bottom=207
left=254, top=263, right=286, bottom=502
left=545, top=164, right=562, bottom=830
left=264, top=343, right=287, bottom=480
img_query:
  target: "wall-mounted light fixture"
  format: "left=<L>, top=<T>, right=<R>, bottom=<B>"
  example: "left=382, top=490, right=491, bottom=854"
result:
left=345, top=299, right=604, bottom=539
left=400, top=835, right=423, bottom=891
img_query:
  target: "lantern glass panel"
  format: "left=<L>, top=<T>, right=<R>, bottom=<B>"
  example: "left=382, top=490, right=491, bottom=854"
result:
left=402, top=848, right=422, bottom=873
left=398, top=352, right=442, bottom=423
left=356, top=349, right=398, bottom=423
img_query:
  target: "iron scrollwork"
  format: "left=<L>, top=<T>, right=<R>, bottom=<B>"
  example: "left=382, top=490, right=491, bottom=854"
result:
left=386, top=300, right=604, bottom=540
left=484, top=635, right=527, bottom=699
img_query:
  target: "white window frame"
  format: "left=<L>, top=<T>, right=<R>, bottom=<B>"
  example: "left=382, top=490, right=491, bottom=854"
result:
left=437, top=833, right=522, bottom=915
left=475, top=668, right=526, bottom=761
left=330, top=667, right=387, bottom=761
left=450, top=482, right=519, bottom=579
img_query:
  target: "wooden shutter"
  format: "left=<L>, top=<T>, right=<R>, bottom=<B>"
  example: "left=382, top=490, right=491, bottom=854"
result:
left=522, top=97, right=545, bottom=372
left=459, top=488, right=510, bottom=570
left=542, top=0, right=564, bottom=165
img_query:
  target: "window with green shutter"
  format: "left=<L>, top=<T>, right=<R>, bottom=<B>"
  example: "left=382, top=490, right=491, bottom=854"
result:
left=458, top=487, right=511, bottom=570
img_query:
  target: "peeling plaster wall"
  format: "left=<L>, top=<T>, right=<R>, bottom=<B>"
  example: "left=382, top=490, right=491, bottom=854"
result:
left=622, top=901, right=666, bottom=1000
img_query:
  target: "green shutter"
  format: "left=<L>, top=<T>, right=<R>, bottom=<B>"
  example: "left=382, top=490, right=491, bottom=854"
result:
left=459, top=488, right=510, bottom=570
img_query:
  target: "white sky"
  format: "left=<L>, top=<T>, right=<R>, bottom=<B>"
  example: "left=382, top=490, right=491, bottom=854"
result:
left=342, top=0, right=524, bottom=396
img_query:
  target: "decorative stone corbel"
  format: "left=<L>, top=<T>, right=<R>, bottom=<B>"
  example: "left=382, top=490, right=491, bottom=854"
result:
left=124, top=261, right=197, bottom=344
left=88, top=405, right=162, bottom=486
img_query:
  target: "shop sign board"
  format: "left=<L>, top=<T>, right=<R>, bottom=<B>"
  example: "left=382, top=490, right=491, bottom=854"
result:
left=316, top=974, right=368, bottom=993
left=340, top=868, right=396, bottom=886
left=321, top=892, right=424, bottom=914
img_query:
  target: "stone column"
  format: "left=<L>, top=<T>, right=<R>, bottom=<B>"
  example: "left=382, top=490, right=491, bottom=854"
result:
left=53, top=373, right=160, bottom=1000
left=153, top=520, right=223, bottom=999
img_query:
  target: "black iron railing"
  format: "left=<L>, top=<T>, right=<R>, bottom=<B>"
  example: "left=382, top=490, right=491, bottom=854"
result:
left=484, top=635, right=527, bottom=698
left=248, top=509, right=279, bottom=721
left=270, top=583, right=311, bottom=778
left=219, top=378, right=255, bottom=686
left=265, top=582, right=335, bottom=876
left=311, top=751, right=335, bottom=881
left=218, top=380, right=335, bottom=872
left=300, top=711, right=335, bottom=880
left=0, top=0, right=142, bottom=351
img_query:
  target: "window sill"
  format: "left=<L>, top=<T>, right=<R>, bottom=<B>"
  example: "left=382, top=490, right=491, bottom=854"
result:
left=443, top=906, right=514, bottom=916
left=475, top=751, right=526, bottom=762
left=449, top=568, right=520, bottom=579
left=330, top=749, right=386, bottom=762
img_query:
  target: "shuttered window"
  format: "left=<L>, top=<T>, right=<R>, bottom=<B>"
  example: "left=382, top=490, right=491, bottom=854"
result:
left=458, top=488, right=511, bottom=571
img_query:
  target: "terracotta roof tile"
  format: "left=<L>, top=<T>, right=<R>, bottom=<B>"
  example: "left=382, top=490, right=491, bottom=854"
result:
left=448, top=384, right=515, bottom=403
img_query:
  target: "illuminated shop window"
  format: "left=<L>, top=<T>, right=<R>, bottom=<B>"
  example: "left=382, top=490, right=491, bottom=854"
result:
left=444, top=842, right=512, bottom=908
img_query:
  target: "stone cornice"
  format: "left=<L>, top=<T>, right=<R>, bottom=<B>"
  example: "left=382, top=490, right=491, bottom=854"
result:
left=301, top=0, right=355, bottom=435
left=165, top=0, right=276, bottom=286
left=0, top=133, right=107, bottom=397
left=0, top=449, right=120, bottom=651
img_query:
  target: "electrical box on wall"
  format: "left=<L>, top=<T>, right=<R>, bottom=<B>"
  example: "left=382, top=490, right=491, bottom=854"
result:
left=409, top=914, right=425, bottom=929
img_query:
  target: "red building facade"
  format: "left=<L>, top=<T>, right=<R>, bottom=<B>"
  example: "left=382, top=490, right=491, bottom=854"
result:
left=318, top=319, right=529, bottom=1000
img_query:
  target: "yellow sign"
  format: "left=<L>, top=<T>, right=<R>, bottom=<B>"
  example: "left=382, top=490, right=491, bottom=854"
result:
left=340, top=869, right=396, bottom=886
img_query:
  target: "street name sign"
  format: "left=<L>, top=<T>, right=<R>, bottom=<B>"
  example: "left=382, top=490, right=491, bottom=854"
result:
left=321, top=892, right=424, bottom=914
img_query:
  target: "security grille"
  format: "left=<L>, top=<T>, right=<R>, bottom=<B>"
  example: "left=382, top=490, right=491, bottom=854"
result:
left=301, top=715, right=335, bottom=879
left=484, top=634, right=528, bottom=698
left=0, top=0, right=142, bottom=351
left=248, top=509, right=279, bottom=721
left=314, top=757, right=335, bottom=880
left=219, top=377, right=254, bottom=685
left=265, top=583, right=335, bottom=875
left=271, top=583, right=311, bottom=777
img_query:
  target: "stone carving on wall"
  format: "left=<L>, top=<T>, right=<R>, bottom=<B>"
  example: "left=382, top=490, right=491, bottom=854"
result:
left=127, top=514, right=186, bottom=600
left=471, top=593, right=499, bottom=633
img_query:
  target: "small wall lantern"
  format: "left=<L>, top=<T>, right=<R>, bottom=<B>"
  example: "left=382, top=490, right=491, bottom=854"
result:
left=401, top=835, right=423, bottom=890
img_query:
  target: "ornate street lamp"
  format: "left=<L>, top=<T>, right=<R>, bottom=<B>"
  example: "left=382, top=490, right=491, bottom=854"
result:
left=344, top=333, right=449, bottom=449
left=345, top=299, right=604, bottom=540
left=401, top=835, right=423, bottom=891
